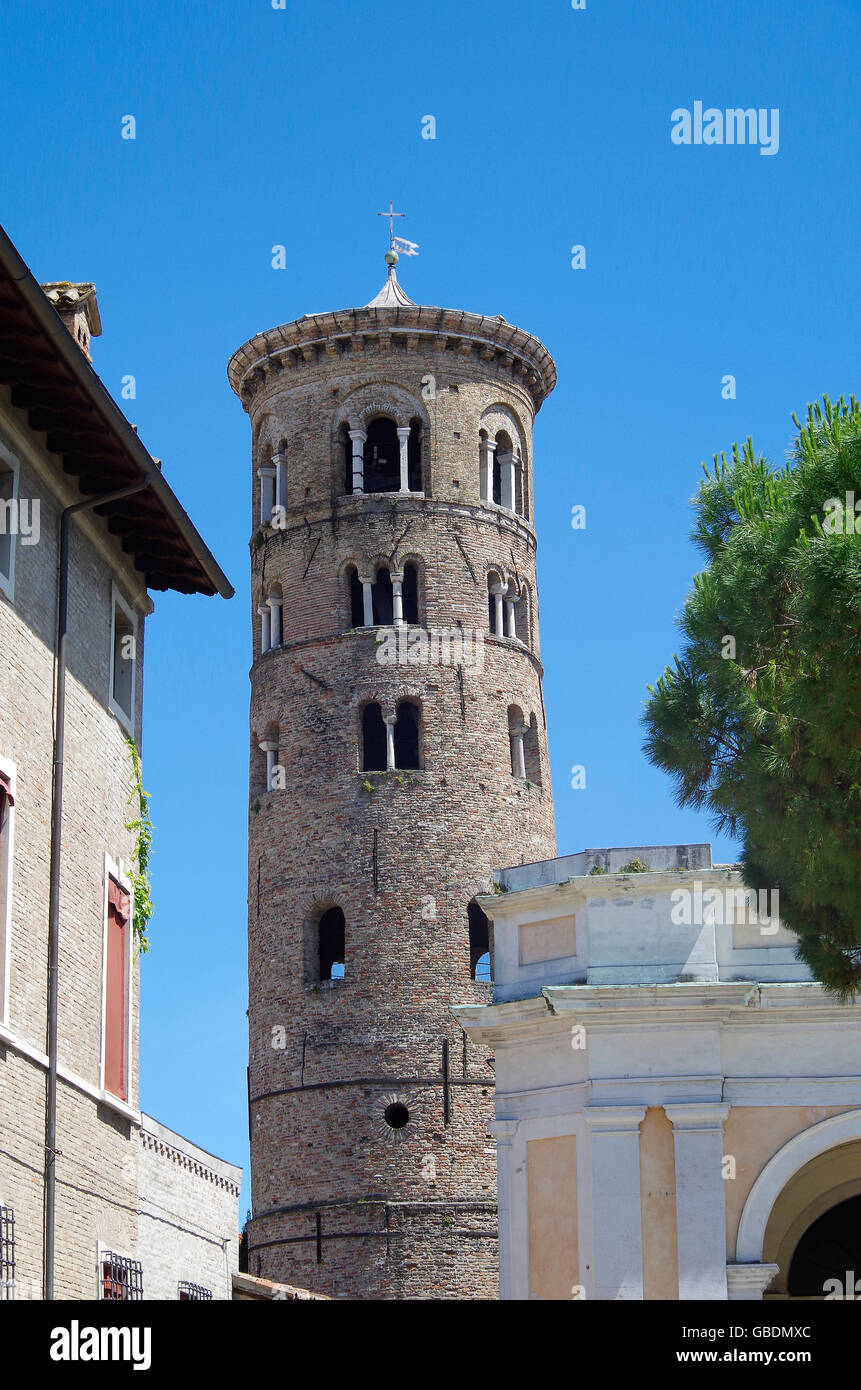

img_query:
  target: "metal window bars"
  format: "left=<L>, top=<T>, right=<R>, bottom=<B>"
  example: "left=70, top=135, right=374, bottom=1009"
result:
left=178, top=1279, right=213, bottom=1300
left=0, top=1206, right=14, bottom=1300
left=101, top=1250, right=143, bottom=1301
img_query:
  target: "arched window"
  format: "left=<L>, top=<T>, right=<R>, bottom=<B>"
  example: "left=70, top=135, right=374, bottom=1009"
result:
left=267, top=583, right=283, bottom=648
left=487, top=571, right=503, bottom=635
left=372, top=566, right=393, bottom=625
left=394, top=700, right=420, bottom=770
left=468, top=900, right=491, bottom=981
left=362, top=703, right=387, bottom=771
left=492, top=438, right=504, bottom=505
left=408, top=418, right=423, bottom=492
left=347, top=566, right=364, bottom=628
left=514, top=584, right=530, bottom=646
left=318, top=907, right=346, bottom=981
left=339, top=424, right=353, bottom=494
left=364, top=417, right=400, bottom=493
left=524, top=712, right=542, bottom=785
left=258, top=722, right=281, bottom=792
left=402, top=563, right=419, bottom=625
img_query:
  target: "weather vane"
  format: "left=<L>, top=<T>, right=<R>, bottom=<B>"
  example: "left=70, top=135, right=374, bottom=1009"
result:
left=377, top=200, right=419, bottom=262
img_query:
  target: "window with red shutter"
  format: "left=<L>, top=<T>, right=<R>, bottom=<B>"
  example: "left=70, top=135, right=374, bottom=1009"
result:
left=105, top=877, right=130, bottom=1100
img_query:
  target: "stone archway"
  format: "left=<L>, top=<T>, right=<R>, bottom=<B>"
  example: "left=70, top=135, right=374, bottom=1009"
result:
left=735, top=1112, right=861, bottom=1298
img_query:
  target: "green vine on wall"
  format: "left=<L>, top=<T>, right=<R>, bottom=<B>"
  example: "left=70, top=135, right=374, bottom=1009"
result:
left=124, top=735, right=153, bottom=955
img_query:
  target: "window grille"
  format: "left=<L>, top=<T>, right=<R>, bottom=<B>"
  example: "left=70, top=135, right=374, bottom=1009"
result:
left=101, top=1250, right=143, bottom=1301
left=0, top=1205, right=15, bottom=1300
left=178, top=1280, right=212, bottom=1300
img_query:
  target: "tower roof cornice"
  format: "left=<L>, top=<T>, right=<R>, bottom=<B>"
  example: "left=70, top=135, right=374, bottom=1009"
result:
left=227, top=300, right=556, bottom=412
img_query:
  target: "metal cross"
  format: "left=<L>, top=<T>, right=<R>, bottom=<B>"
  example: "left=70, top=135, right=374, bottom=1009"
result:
left=377, top=200, right=405, bottom=247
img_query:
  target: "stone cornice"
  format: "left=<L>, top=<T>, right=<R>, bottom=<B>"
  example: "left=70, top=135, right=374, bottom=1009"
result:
left=228, top=304, right=556, bottom=412
left=476, top=866, right=744, bottom=919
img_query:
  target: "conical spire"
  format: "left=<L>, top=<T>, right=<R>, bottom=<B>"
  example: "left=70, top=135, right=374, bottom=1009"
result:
left=366, top=254, right=417, bottom=309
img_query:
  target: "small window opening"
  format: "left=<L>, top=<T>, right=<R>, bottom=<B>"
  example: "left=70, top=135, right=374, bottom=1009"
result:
left=394, top=701, right=420, bottom=770
left=111, top=601, right=135, bottom=722
left=402, top=563, right=419, bottom=625
left=468, top=901, right=491, bottom=981
left=101, top=1251, right=143, bottom=1301
left=362, top=703, right=387, bottom=771
left=348, top=566, right=364, bottom=627
left=318, top=906, right=346, bottom=981
left=384, top=1102, right=410, bottom=1129
left=364, top=417, right=400, bottom=493
left=408, top=418, right=422, bottom=491
left=372, top=567, right=393, bottom=625
left=0, top=1205, right=14, bottom=1300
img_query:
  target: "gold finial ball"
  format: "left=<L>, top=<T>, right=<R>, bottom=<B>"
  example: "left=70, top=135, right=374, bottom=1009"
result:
left=385, top=249, right=399, bottom=266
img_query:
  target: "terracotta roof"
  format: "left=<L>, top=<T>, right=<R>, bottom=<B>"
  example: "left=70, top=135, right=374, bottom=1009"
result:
left=0, top=223, right=233, bottom=598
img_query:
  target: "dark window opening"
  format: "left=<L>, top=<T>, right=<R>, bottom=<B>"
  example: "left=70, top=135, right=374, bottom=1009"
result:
left=515, top=462, right=524, bottom=516
left=408, top=418, right=422, bottom=491
left=348, top=567, right=364, bottom=627
left=394, top=701, right=420, bottom=769
left=372, top=568, right=393, bottom=625
left=0, top=1205, right=14, bottom=1300
left=403, top=563, right=419, bottom=625
left=788, top=1192, right=861, bottom=1296
left=487, top=575, right=501, bottom=635
left=362, top=703, right=387, bottom=771
left=340, top=424, right=353, bottom=494
left=468, top=901, right=491, bottom=981
left=178, top=1280, right=212, bottom=1300
left=384, top=1102, right=410, bottom=1129
left=318, top=906, right=346, bottom=982
left=101, top=1251, right=143, bottom=1301
left=492, top=454, right=501, bottom=505
left=364, top=417, right=400, bottom=494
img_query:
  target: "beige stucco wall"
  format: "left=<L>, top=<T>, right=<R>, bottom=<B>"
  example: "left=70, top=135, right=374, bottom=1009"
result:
left=527, top=1135, right=578, bottom=1300
left=640, top=1107, right=678, bottom=1299
left=723, top=1105, right=853, bottom=1261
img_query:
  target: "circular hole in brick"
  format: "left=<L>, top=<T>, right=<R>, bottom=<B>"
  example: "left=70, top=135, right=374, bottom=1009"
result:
left=384, top=1102, right=410, bottom=1130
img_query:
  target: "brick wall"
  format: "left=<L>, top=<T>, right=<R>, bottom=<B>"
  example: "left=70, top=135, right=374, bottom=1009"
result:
left=233, top=299, right=558, bottom=1298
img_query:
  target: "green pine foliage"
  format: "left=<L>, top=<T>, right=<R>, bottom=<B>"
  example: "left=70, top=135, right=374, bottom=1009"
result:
left=643, top=396, right=861, bottom=997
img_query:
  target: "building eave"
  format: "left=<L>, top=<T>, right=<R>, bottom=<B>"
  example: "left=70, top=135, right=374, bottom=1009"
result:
left=0, top=222, right=234, bottom=599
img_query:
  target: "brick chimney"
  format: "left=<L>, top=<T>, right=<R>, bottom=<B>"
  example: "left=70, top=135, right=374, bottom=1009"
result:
left=41, top=282, right=102, bottom=362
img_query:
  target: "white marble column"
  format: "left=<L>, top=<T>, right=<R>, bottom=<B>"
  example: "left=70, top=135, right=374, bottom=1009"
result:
left=396, top=426, right=411, bottom=492
left=349, top=428, right=366, bottom=494
left=392, top=575, right=404, bottom=627
left=488, top=1119, right=519, bottom=1301
left=511, top=727, right=526, bottom=779
left=267, top=595, right=282, bottom=648
left=491, top=583, right=504, bottom=636
left=272, top=449, right=286, bottom=511
left=258, top=738, right=279, bottom=790
left=504, top=590, right=517, bottom=638
left=384, top=715, right=397, bottom=771
left=359, top=578, right=374, bottom=628
left=499, top=451, right=516, bottom=511
left=665, top=1103, right=730, bottom=1299
left=584, top=1106, right=646, bottom=1299
left=258, top=603, right=271, bottom=654
left=481, top=439, right=496, bottom=503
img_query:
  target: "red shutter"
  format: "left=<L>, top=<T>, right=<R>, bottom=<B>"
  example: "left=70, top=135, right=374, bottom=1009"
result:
left=105, top=878, right=129, bottom=1100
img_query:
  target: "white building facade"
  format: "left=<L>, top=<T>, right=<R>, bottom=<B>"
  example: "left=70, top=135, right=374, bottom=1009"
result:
left=455, top=844, right=861, bottom=1301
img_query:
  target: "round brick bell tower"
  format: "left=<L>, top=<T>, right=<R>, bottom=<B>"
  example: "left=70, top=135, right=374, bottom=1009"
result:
left=228, top=249, right=557, bottom=1300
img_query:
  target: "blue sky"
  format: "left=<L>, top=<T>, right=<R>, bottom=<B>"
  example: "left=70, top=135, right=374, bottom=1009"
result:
left=2, top=0, right=857, bottom=1212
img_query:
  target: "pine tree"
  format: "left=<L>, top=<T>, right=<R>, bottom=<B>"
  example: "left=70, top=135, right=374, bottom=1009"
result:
left=643, top=396, right=861, bottom=997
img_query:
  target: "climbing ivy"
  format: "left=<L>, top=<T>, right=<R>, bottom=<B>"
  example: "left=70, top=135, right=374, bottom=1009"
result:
left=124, top=735, right=153, bottom=955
